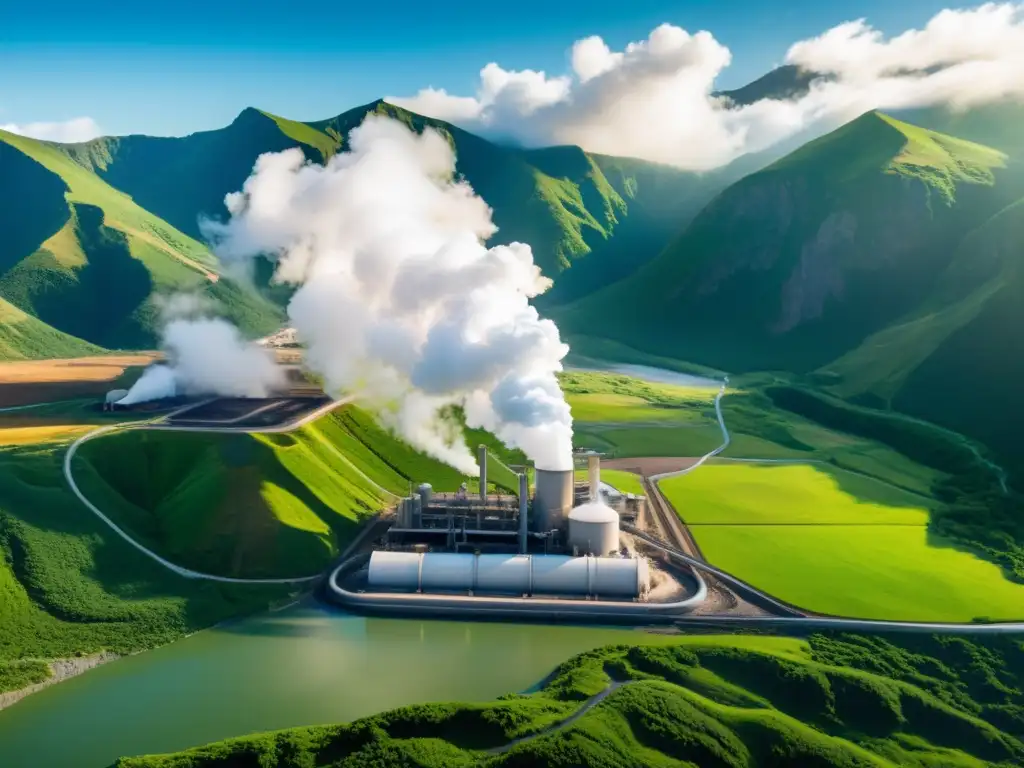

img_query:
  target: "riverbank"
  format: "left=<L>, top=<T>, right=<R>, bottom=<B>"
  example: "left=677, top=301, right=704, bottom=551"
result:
left=0, top=652, right=120, bottom=711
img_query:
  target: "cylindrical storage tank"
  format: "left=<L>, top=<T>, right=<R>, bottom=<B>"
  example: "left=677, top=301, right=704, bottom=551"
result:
left=592, top=556, right=650, bottom=597
left=474, top=554, right=531, bottom=594
left=368, top=551, right=422, bottom=590
left=533, top=468, right=574, bottom=532
left=419, top=553, right=475, bottom=591
left=417, top=483, right=433, bottom=507
left=530, top=555, right=591, bottom=595
left=568, top=502, right=620, bottom=556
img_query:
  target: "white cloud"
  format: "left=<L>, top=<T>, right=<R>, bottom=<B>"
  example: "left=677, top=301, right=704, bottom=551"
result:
left=0, top=116, right=102, bottom=143
left=388, top=4, right=1024, bottom=170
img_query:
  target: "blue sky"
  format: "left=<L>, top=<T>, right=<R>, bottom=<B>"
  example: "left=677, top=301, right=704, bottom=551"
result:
left=1, top=0, right=958, bottom=137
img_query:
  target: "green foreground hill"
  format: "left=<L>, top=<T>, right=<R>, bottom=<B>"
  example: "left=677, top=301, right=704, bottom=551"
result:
left=113, top=632, right=1024, bottom=768
left=73, top=404, right=523, bottom=579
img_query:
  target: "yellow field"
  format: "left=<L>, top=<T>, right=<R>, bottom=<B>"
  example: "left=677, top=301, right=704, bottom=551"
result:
left=0, top=354, right=158, bottom=408
left=0, top=425, right=92, bottom=445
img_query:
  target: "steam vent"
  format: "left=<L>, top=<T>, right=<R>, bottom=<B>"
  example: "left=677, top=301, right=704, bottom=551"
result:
left=328, top=445, right=706, bottom=624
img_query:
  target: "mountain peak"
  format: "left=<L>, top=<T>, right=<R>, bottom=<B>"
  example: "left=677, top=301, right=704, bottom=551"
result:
left=230, top=107, right=268, bottom=126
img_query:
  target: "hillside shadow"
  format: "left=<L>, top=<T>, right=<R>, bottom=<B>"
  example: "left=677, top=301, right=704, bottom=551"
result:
left=26, top=203, right=154, bottom=347
left=0, top=142, right=69, bottom=274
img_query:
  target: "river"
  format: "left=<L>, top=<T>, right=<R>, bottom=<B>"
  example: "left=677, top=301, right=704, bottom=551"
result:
left=0, top=603, right=668, bottom=768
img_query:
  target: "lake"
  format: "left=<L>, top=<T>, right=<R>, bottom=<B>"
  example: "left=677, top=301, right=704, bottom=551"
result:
left=0, top=603, right=665, bottom=768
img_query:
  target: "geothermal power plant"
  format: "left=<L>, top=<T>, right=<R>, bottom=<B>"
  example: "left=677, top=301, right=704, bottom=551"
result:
left=329, top=449, right=707, bottom=622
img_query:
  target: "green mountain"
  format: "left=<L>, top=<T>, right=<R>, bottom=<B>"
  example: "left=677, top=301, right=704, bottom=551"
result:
left=70, top=100, right=704, bottom=287
left=0, top=128, right=284, bottom=354
left=0, top=101, right=703, bottom=357
left=559, top=112, right=1017, bottom=366
left=559, top=110, right=1024, bottom=481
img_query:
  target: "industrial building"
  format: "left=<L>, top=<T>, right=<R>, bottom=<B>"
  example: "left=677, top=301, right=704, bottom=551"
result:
left=328, top=448, right=707, bottom=621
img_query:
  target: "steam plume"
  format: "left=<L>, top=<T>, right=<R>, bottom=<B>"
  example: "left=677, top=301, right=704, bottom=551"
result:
left=117, top=303, right=285, bottom=405
left=203, top=116, right=574, bottom=472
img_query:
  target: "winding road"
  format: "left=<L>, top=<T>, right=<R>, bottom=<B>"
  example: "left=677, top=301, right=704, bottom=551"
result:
left=62, top=397, right=356, bottom=584
left=486, top=681, right=632, bottom=755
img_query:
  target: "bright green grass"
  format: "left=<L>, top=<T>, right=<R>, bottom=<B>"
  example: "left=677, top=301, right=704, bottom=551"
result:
left=879, top=112, right=1006, bottom=203
left=0, top=130, right=216, bottom=272
left=0, top=296, right=101, bottom=361
left=661, top=463, right=931, bottom=526
left=0, top=441, right=288, bottom=672
left=74, top=404, right=524, bottom=579
left=690, top=524, right=1024, bottom=622
left=574, top=468, right=645, bottom=496
left=567, top=392, right=704, bottom=423
left=260, top=111, right=340, bottom=161
left=661, top=461, right=1024, bottom=620
left=580, top=424, right=724, bottom=458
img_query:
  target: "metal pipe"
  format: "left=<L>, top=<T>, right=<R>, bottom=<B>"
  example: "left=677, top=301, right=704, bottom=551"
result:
left=588, top=454, right=600, bottom=502
left=518, top=472, right=529, bottom=554
left=479, top=445, right=488, bottom=501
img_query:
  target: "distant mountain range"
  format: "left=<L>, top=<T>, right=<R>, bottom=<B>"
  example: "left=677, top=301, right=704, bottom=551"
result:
left=0, top=100, right=718, bottom=360
left=558, top=101, right=1024, bottom=481
left=3, top=72, right=1024, bottom=479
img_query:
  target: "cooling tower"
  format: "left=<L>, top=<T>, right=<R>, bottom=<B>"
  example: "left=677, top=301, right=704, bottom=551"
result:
left=533, top=468, right=574, bottom=533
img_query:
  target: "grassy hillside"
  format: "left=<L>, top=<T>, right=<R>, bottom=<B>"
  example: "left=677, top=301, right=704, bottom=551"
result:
left=72, top=403, right=518, bottom=579
left=112, top=632, right=1024, bottom=767
left=0, top=396, right=528, bottom=685
left=820, top=193, right=1024, bottom=485
left=0, top=415, right=290, bottom=689
left=0, top=129, right=283, bottom=352
left=558, top=111, right=1017, bottom=372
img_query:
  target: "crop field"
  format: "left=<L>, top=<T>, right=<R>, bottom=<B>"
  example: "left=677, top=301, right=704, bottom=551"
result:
left=660, top=462, right=1024, bottom=621
left=0, top=354, right=156, bottom=407
left=564, top=370, right=723, bottom=459
left=693, top=525, right=1024, bottom=622
left=661, top=463, right=931, bottom=525
left=574, top=467, right=645, bottom=496
left=113, top=632, right=1024, bottom=768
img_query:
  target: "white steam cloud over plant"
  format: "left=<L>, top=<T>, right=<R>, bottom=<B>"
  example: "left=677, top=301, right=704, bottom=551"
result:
left=389, top=3, right=1024, bottom=170
left=117, top=300, right=285, bottom=406
left=203, top=116, right=574, bottom=473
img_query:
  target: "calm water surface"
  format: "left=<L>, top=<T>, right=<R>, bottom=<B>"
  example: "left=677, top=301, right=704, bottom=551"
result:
left=0, top=603, right=661, bottom=768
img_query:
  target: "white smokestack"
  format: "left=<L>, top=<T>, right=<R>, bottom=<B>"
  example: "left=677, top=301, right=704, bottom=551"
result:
left=202, top=115, right=574, bottom=473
